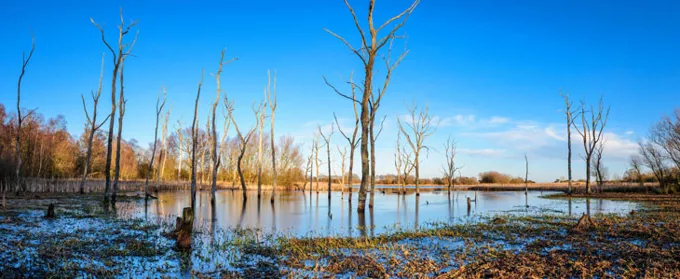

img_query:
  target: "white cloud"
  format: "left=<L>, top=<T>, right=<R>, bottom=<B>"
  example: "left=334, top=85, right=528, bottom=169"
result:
left=486, top=116, right=510, bottom=125
left=459, top=148, right=506, bottom=157
left=545, top=127, right=565, bottom=141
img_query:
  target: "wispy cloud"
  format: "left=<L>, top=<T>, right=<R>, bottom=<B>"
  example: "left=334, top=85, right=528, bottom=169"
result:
left=459, top=148, right=506, bottom=157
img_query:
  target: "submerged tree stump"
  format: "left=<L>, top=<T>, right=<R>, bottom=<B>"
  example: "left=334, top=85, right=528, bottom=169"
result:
left=175, top=207, right=194, bottom=249
left=45, top=203, right=56, bottom=218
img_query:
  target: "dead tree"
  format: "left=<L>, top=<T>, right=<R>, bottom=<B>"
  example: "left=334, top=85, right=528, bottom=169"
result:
left=15, top=36, right=36, bottom=194
left=267, top=70, right=278, bottom=204
left=319, top=124, right=334, bottom=201
left=91, top=9, right=138, bottom=203
left=308, top=144, right=315, bottom=194
left=175, top=121, right=184, bottom=180
left=398, top=102, right=437, bottom=196
left=190, top=71, right=204, bottom=209
left=400, top=145, right=415, bottom=194
left=313, top=134, right=322, bottom=194
left=211, top=50, right=235, bottom=204
left=226, top=98, right=256, bottom=202
left=639, top=141, right=669, bottom=192
left=369, top=115, right=386, bottom=208
left=442, top=136, right=462, bottom=195
left=112, top=60, right=129, bottom=204
left=330, top=73, right=360, bottom=202
left=650, top=113, right=680, bottom=190
left=629, top=155, right=646, bottom=191
left=253, top=100, right=265, bottom=199
left=326, top=0, right=420, bottom=212
left=594, top=139, right=606, bottom=192
left=573, top=97, right=610, bottom=194
left=144, top=87, right=167, bottom=200
left=337, top=145, right=348, bottom=198
left=80, top=55, right=110, bottom=194
left=160, top=107, right=172, bottom=182
left=394, top=133, right=403, bottom=194
left=560, top=92, right=579, bottom=195
left=525, top=154, right=529, bottom=195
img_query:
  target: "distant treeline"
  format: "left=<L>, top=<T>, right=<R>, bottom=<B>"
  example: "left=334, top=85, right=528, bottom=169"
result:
left=0, top=103, right=306, bottom=189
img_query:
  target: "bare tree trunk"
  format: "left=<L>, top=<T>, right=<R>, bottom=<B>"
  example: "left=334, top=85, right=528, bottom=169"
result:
left=268, top=70, right=278, bottom=204
left=80, top=55, right=109, bottom=194
left=191, top=71, right=204, bottom=209
left=560, top=93, right=576, bottom=195
left=525, top=154, right=529, bottom=196
left=112, top=61, right=128, bottom=203
left=338, top=146, right=347, bottom=199
left=225, top=98, right=255, bottom=202
left=91, top=10, right=138, bottom=202
left=211, top=50, right=231, bottom=204
left=319, top=125, right=334, bottom=201
left=160, top=108, right=171, bottom=182
left=369, top=120, right=375, bottom=207
left=176, top=123, right=183, bottom=180
left=256, top=103, right=265, bottom=200
left=314, top=140, right=320, bottom=194
left=15, top=37, right=35, bottom=194
left=144, top=88, right=166, bottom=200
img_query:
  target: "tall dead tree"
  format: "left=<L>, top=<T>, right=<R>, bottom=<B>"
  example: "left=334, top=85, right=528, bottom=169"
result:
left=442, top=136, right=462, bottom=195
left=319, top=124, right=334, bottom=201
left=211, top=50, right=235, bottom=204
left=253, top=100, right=265, bottom=199
left=560, top=92, right=579, bottom=195
left=398, top=102, right=437, bottom=196
left=190, top=71, right=204, bottom=209
left=144, top=87, right=167, bottom=200
left=112, top=60, right=130, bottom=203
left=326, top=0, right=420, bottom=212
left=394, top=133, right=403, bottom=194
left=15, top=36, right=35, bottom=194
left=91, top=9, right=138, bottom=203
left=226, top=98, right=256, bottom=202
left=524, top=154, right=529, bottom=195
left=329, top=73, right=360, bottom=202
left=337, top=145, right=348, bottom=198
left=267, top=70, right=278, bottom=204
left=160, top=107, right=172, bottom=181
left=253, top=96, right=266, bottom=199
left=369, top=115, right=386, bottom=208
left=80, top=55, right=111, bottom=194
left=594, top=139, right=606, bottom=192
left=175, top=121, right=184, bottom=180
left=573, top=97, right=610, bottom=194
left=313, top=134, right=322, bottom=194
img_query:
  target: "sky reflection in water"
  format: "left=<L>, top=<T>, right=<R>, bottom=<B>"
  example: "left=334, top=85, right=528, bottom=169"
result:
left=135, top=190, right=639, bottom=237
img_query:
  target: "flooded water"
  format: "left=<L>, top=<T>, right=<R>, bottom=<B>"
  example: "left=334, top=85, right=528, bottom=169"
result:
left=134, top=190, right=639, bottom=236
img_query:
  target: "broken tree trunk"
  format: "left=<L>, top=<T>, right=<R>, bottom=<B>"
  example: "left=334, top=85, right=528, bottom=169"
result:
left=45, top=203, right=55, bottom=218
left=571, top=213, right=598, bottom=234
left=175, top=207, right=194, bottom=249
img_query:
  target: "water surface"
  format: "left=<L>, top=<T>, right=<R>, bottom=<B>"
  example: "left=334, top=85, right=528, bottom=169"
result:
left=135, top=190, right=639, bottom=236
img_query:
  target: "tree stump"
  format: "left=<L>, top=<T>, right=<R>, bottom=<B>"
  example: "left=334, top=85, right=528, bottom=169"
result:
left=176, top=207, right=194, bottom=249
left=45, top=203, right=56, bottom=218
left=571, top=213, right=598, bottom=234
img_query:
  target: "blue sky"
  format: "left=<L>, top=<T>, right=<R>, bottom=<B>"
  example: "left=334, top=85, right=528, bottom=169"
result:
left=1, top=0, right=679, bottom=182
